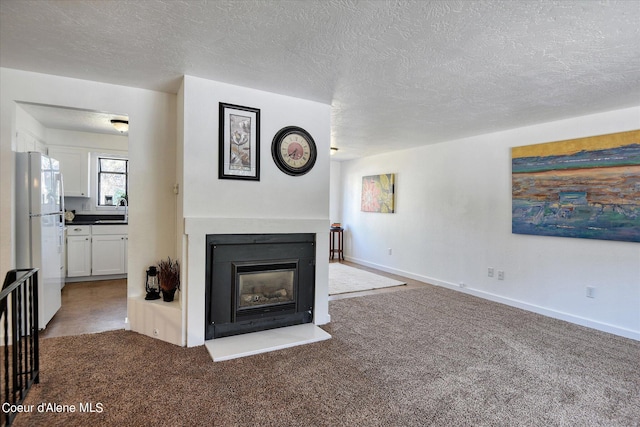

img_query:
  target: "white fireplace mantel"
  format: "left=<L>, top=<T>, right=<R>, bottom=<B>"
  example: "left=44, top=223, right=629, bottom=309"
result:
left=184, top=217, right=329, bottom=235
left=183, top=217, right=331, bottom=347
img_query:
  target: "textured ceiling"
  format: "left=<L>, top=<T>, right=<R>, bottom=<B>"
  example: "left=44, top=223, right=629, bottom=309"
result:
left=1, top=0, right=639, bottom=160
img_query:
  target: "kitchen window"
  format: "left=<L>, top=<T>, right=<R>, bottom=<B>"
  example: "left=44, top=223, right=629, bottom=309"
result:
left=97, top=157, right=128, bottom=206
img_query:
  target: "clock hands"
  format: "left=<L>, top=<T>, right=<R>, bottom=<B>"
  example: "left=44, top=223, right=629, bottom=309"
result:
left=289, top=146, right=301, bottom=159
left=287, top=143, right=305, bottom=160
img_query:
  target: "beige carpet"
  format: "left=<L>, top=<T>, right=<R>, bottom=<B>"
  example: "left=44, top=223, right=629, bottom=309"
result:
left=329, top=262, right=405, bottom=295
left=12, top=285, right=640, bottom=426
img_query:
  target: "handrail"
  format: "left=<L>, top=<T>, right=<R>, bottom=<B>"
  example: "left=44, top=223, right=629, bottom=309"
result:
left=1, top=268, right=40, bottom=427
left=0, top=269, right=37, bottom=306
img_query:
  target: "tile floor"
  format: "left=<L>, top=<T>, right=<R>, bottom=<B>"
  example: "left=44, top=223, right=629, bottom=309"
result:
left=40, top=278, right=127, bottom=339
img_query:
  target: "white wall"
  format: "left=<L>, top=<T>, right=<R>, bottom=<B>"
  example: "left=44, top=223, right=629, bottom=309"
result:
left=0, top=68, right=176, bottom=311
left=339, top=106, right=640, bottom=340
left=181, top=76, right=330, bottom=218
left=15, top=104, right=46, bottom=145
left=47, top=128, right=127, bottom=151
left=330, top=160, right=342, bottom=224
left=181, top=75, right=331, bottom=346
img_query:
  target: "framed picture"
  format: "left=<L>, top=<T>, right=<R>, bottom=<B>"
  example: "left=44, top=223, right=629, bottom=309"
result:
left=219, top=103, right=260, bottom=180
left=512, top=129, right=640, bottom=242
left=361, top=173, right=396, bottom=213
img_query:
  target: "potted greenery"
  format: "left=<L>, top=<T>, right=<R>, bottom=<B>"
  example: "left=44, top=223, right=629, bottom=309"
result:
left=157, top=257, right=180, bottom=302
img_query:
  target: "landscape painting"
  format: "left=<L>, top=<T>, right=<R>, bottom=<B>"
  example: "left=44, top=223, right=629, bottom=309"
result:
left=512, top=130, right=640, bottom=243
left=361, top=174, right=395, bottom=213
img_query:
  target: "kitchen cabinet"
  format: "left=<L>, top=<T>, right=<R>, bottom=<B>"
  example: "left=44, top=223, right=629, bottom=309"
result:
left=65, top=224, right=127, bottom=278
left=66, top=226, right=91, bottom=277
left=48, top=145, right=90, bottom=197
left=91, top=225, right=128, bottom=276
left=91, top=235, right=126, bottom=275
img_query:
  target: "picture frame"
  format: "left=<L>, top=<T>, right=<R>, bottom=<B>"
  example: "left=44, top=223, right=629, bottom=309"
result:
left=361, top=173, right=396, bottom=213
left=218, top=103, right=260, bottom=180
left=512, top=129, right=640, bottom=242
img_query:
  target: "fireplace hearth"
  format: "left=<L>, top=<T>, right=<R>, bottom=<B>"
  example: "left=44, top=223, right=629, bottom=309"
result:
left=205, top=234, right=315, bottom=339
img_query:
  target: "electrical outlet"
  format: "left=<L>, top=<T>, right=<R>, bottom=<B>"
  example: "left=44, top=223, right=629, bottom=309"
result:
left=459, top=282, right=465, bottom=288
left=488, top=267, right=495, bottom=278
left=586, top=286, right=595, bottom=298
left=388, top=248, right=392, bottom=255
left=497, top=270, right=505, bottom=280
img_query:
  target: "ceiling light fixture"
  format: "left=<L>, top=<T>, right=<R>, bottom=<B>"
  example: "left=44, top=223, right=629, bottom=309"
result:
left=330, top=147, right=339, bottom=155
left=110, top=119, right=129, bottom=133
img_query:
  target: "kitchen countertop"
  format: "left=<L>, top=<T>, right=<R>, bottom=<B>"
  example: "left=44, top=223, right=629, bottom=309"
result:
left=67, top=221, right=128, bottom=225
left=65, top=214, right=127, bottom=226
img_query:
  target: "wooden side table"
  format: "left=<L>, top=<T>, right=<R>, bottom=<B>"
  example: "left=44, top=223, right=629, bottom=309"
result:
left=329, top=227, right=344, bottom=261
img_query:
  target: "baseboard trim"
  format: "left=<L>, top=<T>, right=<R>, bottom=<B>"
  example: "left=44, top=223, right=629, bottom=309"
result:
left=344, top=256, right=640, bottom=342
left=65, top=274, right=127, bottom=283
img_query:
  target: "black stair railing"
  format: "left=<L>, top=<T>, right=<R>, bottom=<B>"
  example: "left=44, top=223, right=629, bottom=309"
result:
left=1, top=269, right=40, bottom=427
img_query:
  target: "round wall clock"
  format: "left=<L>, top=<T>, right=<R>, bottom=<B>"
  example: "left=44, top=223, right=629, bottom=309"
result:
left=271, top=126, right=317, bottom=176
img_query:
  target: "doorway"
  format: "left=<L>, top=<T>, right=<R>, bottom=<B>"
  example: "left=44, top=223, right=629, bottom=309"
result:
left=16, top=102, right=130, bottom=338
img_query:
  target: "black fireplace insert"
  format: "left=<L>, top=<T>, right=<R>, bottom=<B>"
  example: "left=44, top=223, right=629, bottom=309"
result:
left=205, top=233, right=315, bottom=339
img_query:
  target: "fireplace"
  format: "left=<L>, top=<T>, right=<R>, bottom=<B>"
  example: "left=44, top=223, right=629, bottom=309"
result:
left=205, top=233, right=315, bottom=339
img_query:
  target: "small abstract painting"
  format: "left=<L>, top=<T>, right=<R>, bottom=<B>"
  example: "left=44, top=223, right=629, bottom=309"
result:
left=361, top=174, right=395, bottom=213
left=512, top=130, right=640, bottom=242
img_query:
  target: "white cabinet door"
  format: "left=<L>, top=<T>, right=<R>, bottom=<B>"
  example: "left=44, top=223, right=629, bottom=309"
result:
left=91, top=235, right=126, bottom=275
left=48, top=146, right=90, bottom=197
left=66, top=235, right=91, bottom=277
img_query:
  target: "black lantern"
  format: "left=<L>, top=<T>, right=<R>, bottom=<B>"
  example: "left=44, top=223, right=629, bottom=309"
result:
left=145, top=266, right=161, bottom=300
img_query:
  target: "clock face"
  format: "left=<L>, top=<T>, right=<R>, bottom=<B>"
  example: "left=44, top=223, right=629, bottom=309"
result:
left=272, top=127, right=317, bottom=176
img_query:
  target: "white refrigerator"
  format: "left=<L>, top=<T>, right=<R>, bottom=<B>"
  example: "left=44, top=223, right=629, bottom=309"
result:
left=15, top=152, right=64, bottom=329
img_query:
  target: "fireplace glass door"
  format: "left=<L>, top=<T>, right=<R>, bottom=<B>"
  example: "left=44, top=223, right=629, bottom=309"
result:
left=237, top=268, right=296, bottom=310
left=233, top=261, right=298, bottom=320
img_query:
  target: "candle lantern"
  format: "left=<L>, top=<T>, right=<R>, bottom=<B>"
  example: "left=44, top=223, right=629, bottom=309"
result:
left=145, top=266, right=161, bottom=300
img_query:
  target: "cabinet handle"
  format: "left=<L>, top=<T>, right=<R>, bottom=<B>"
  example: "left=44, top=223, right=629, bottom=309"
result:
left=74, top=228, right=82, bottom=231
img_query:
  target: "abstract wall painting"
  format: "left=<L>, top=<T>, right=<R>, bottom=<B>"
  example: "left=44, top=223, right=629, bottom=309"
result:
left=512, top=130, right=640, bottom=243
left=361, top=174, right=395, bottom=213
